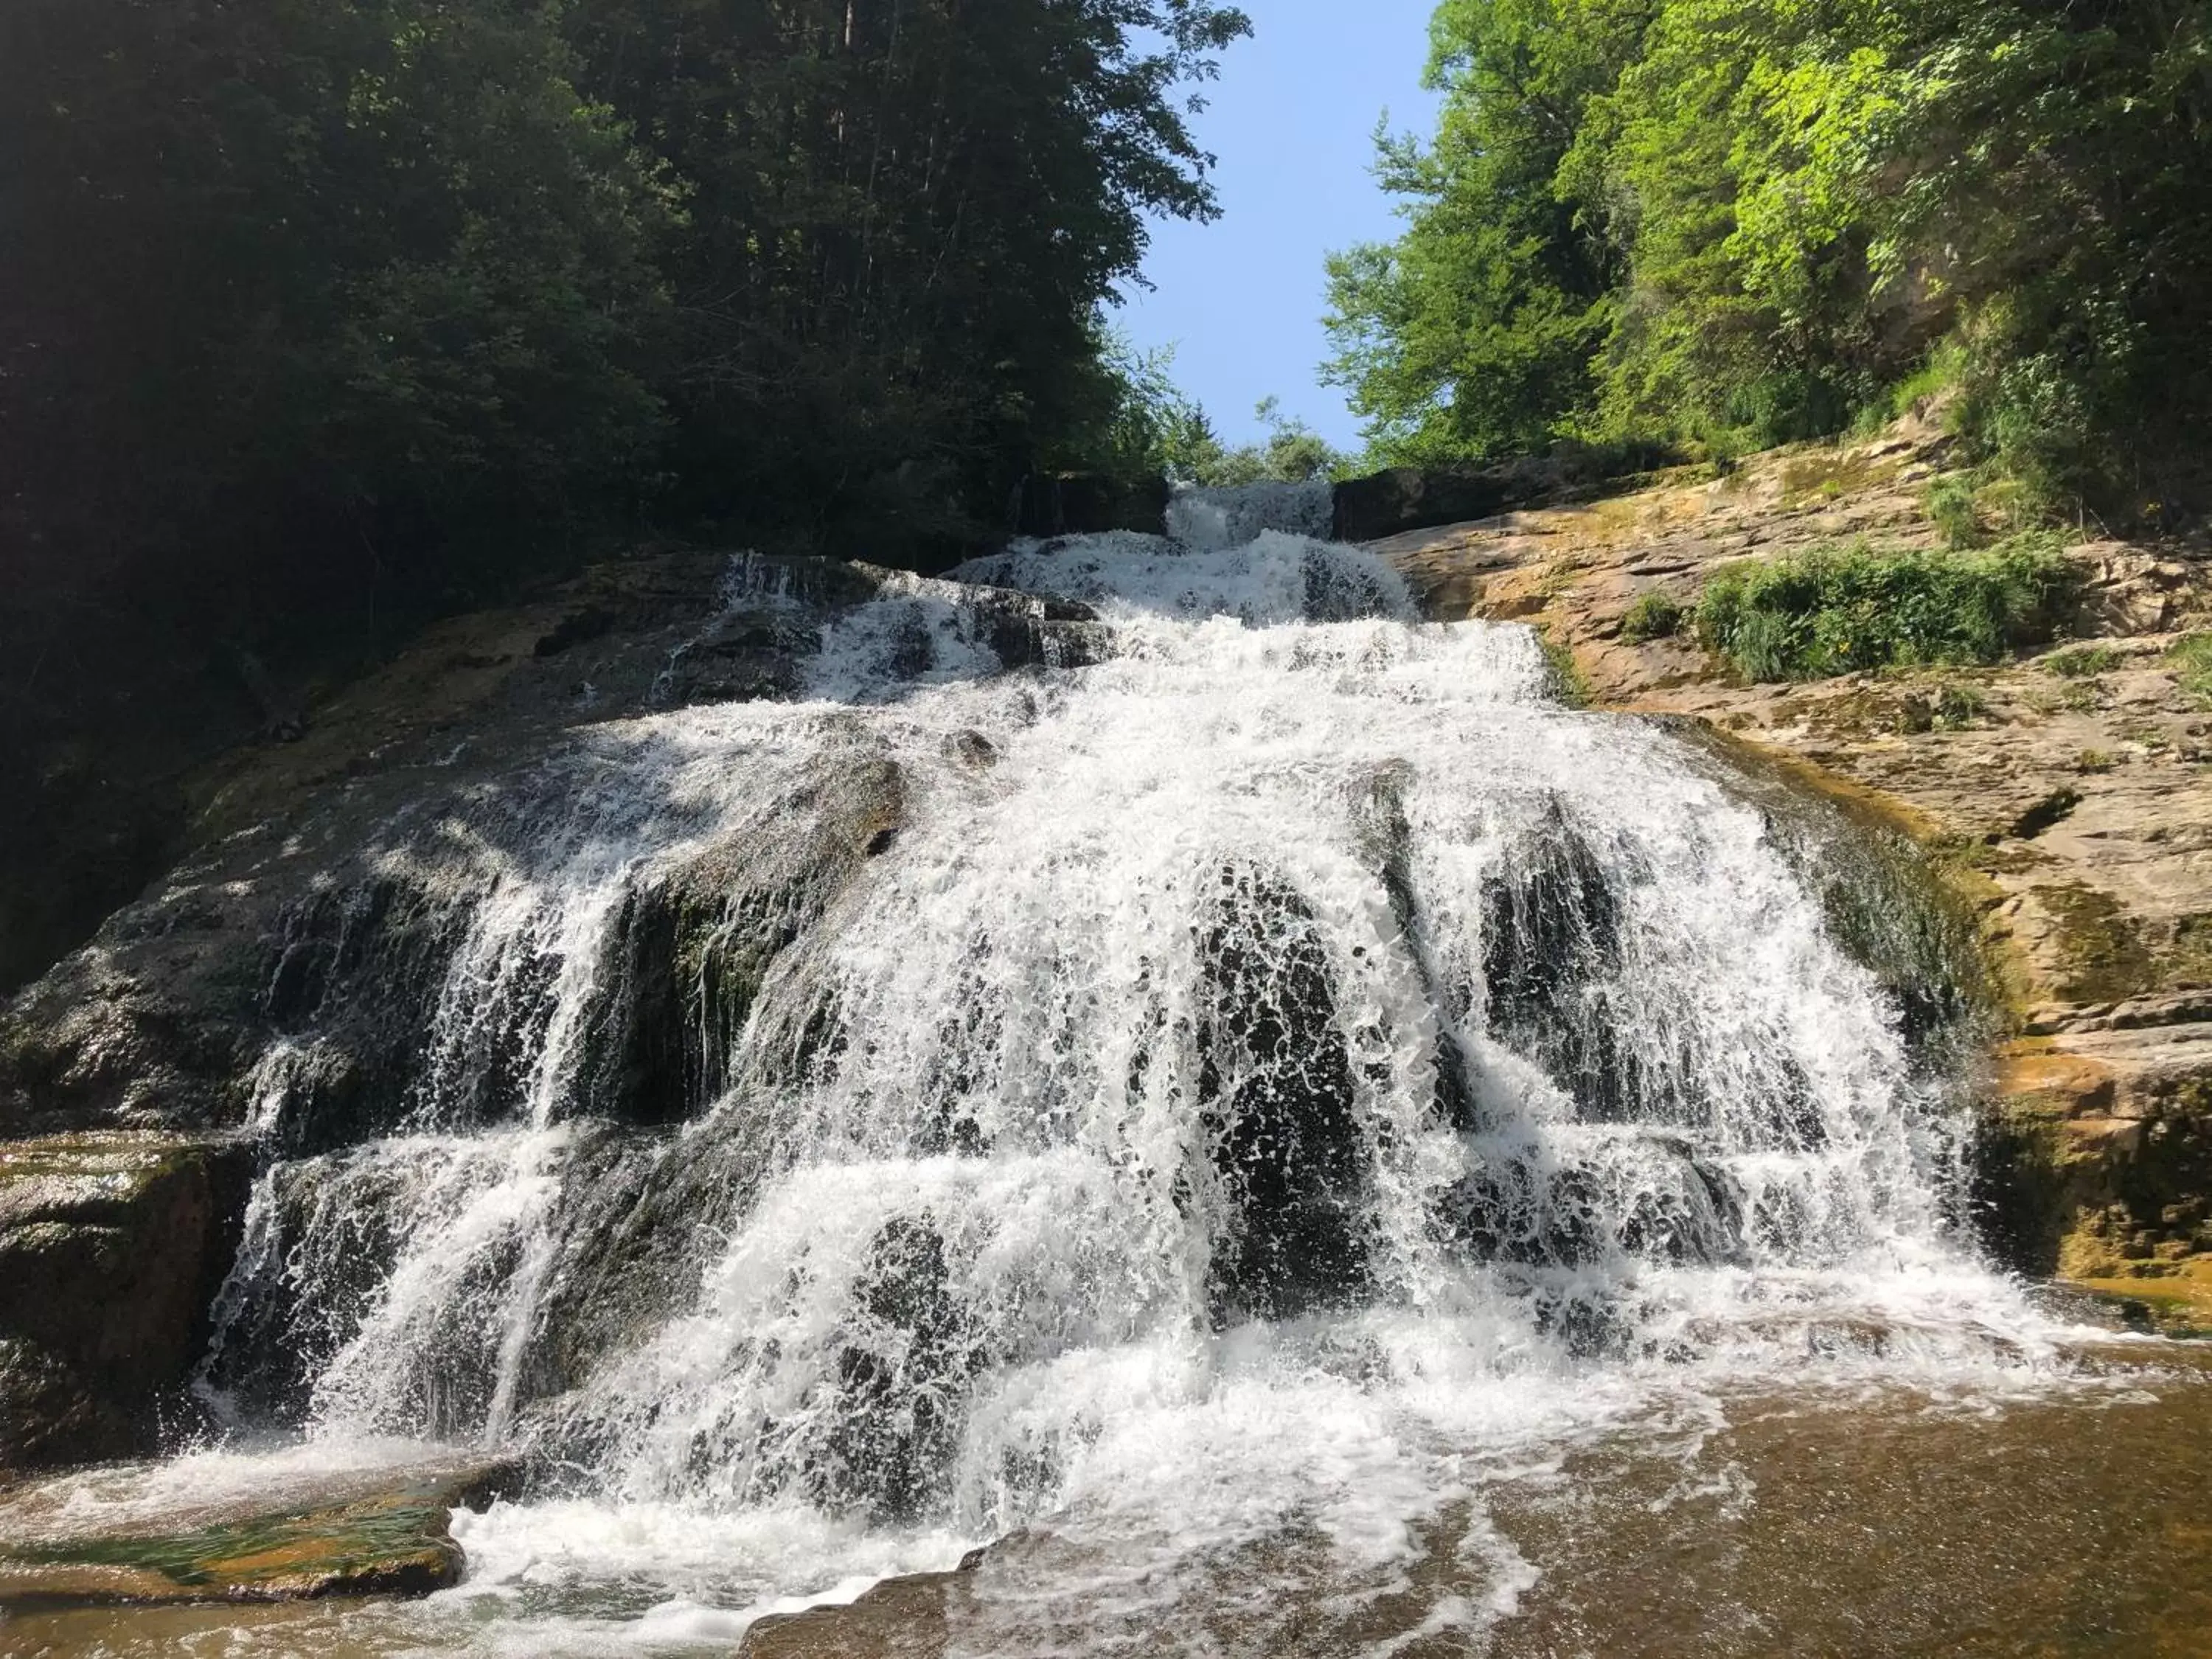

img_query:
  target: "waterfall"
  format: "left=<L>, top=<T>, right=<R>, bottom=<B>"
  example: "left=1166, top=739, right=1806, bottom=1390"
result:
left=190, top=498, right=2054, bottom=1646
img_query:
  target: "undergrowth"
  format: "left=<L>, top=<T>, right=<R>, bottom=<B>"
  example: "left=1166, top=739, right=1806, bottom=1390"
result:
left=1696, top=535, right=2072, bottom=683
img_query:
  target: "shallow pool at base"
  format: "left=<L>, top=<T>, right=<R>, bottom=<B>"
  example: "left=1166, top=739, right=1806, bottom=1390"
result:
left=8, top=1344, right=2209, bottom=1659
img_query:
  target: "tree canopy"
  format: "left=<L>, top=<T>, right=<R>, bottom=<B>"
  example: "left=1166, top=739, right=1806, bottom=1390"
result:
left=1, top=0, right=1252, bottom=635
left=1324, top=0, right=2212, bottom=517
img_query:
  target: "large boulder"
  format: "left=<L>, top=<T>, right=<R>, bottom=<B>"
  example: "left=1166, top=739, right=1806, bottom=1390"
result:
left=1333, top=447, right=1674, bottom=545
left=1333, top=466, right=1532, bottom=546
left=0, top=1133, right=252, bottom=1470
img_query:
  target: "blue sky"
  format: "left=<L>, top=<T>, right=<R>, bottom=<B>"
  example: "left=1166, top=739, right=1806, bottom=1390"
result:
left=1114, top=0, right=1443, bottom=452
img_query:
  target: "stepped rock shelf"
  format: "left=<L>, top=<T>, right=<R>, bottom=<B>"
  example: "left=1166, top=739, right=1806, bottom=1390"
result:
left=1367, top=424, right=2212, bottom=1329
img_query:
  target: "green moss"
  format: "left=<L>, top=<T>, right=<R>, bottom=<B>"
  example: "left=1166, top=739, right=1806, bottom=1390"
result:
left=0, top=1492, right=460, bottom=1597
left=1535, top=627, right=1593, bottom=707
left=2072, top=1279, right=2212, bottom=1339
left=2037, top=884, right=2158, bottom=1002
left=1972, top=1095, right=2072, bottom=1275
left=1777, top=448, right=1888, bottom=504
left=1694, top=535, right=2072, bottom=683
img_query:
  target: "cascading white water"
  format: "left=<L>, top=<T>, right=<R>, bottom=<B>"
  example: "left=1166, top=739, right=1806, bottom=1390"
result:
left=189, top=501, right=2069, bottom=1652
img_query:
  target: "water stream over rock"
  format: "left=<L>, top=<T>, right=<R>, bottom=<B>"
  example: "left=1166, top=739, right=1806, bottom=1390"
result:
left=7, top=498, right=2160, bottom=1655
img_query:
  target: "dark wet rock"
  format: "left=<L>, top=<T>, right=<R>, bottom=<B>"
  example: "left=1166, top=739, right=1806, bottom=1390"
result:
left=0, top=552, right=950, bottom=1145
left=1012, top=471, right=1170, bottom=539
left=944, top=730, right=998, bottom=769
left=574, top=755, right=906, bottom=1128
left=810, top=1215, right=979, bottom=1525
left=845, top=563, right=1107, bottom=675
left=0, top=1455, right=518, bottom=1606
left=0, top=1134, right=253, bottom=1470
left=740, top=1544, right=987, bottom=1658
left=1335, top=467, right=1528, bottom=547
left=1352, top=762, right=1481, bottom=1131
left=533, top=605, right=618, bottom=658
left=1479, top=801, right=1637, bottom=1122
left=0, top=1338, right=133, bottom=1472
left=1436, top=1135, right=1745, bottom=1270
left=1332, top=450, right=1669, bottom=546
left=1195, top=866, right=1373, bottom=1324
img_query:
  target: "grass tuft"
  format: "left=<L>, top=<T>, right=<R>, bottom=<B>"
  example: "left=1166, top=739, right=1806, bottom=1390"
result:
left=2045, top=644, right=2121, bottom=678
left=1619, top=589, right=1686, bottom=644
left=2168, top=634, right=2212, bottom=704
left=1934, top=681, right=1988, bottom=728
left=1924, top=476, right=1982, bottom=550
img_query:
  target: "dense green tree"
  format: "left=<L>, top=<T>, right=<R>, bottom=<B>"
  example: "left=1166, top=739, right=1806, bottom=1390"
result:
left=1325, top=0, right=2212, bottom=515
left=0, top=0, right=1251, bottom=635
left=566, top=0, right=1251, bottom=551
left=1321, top=0, right=1652, bottom=465
left=1, top=0, right=674, bottom=619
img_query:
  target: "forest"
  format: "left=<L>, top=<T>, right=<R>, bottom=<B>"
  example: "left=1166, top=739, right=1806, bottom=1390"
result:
left=1, top=0, right=1251, bottom=639
left=14, top=0, right=2206, bottom=644
left=1324, top=0, right=2212, bottom=526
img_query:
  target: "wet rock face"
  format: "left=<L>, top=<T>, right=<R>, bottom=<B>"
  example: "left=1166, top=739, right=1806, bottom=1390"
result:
left=812, top=1217, right=977, bottom=1526
left=0, top=553, right=947, bottom=1146
left=1975, top=1074, right=2212, bottom=1280
left=1479, top=806, right=1635, bottom=1122
left=0, top=1134, right=251, bottom=1470
left=1195, top=867, right=1373, bottom=1325
left=1436, top=1138, right=1745, bottom=1271
left=1353, top=762, right=1481, bottom=1132
left=572, top=757, right=907, bottom=1130
left=1329, top=451, right=1659, bottom=546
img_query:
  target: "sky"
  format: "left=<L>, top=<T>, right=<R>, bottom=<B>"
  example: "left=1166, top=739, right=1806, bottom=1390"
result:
left=1114, top=0, right=1444, bottom=452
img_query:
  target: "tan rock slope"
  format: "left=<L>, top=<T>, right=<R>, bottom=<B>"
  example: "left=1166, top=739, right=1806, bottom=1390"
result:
left=1371, top=423, right=2212, bottom=1324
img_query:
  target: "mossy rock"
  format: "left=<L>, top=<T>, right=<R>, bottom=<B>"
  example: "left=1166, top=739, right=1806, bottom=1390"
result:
left=2061, top=1264, right=2212, bottom=1340
left=0, top=1132, right=254, bottom=1470
left=0, top=1461, right=516, bottom=1607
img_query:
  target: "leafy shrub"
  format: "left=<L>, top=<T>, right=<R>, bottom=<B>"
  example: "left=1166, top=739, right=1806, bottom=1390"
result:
left=1925, top=477, right=1983, bottom=551
left=1694, top=536, right=2072, bottom=683
left=2044, top=645, right=2121, bottom=679
left=1619, top=590, right=1687, bottom=644
left=2168, top=635, right=2212, bottom=704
